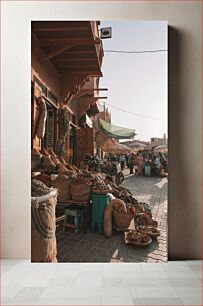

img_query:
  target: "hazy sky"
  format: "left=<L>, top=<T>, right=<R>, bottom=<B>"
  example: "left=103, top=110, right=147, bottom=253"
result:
left=99, top=21, right=168, bottom=142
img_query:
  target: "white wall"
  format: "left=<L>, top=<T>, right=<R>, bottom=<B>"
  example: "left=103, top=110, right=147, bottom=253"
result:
left=1, top=1, right=201, bottom=259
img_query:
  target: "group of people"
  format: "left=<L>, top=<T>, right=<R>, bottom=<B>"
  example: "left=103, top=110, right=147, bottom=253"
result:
left=118, top=152, right=168, bottom=176
left=83, top=151, right=168, bottom=177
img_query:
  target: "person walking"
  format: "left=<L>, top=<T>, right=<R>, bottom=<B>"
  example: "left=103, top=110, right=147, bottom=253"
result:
left=129, top=153, right=135, bottom=174
left=137, top=154, right=144, bottom=175
left=120, top=154, right=125, bottom=171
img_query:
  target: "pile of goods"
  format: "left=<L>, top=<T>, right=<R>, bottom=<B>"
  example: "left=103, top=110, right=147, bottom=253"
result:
left=70, top=177, right=92, bottom=202
left=41, top=156, right=56, bottom=171
left=92, top=181, right=112, bottom=194
left=31, top=148, right=42, bottom=169
left=31, top=179, right=50, bottom=197
left=34, top=173, right=52, bottom=187
left=125, top=230, right=152, bottom=247
left=52, top=174, right=71, bottom=202
left=135, top=213, right=158, bottom=227
left=111, top=200, right=135, bottom=229
left=71, top=177, right=92, bottom=185
left=32, top=146, right=80, bottom=176
left=136, top=225, right=160, bottom=238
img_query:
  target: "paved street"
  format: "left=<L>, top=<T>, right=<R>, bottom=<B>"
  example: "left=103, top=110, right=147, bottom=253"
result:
left=56, top=172, right=168, bottom=263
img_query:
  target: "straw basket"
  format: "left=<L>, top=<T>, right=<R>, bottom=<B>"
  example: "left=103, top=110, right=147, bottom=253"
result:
left=124, top=232, right=152, bottom=247
left=112, top=210, right=135, bottom=229
left=71, top=183, right=91, bottom=202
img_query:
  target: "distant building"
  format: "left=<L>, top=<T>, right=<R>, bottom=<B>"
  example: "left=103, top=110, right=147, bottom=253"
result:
left=150, top=134, right=167, bottom=146
left=122, top=134, right=167, bottom=152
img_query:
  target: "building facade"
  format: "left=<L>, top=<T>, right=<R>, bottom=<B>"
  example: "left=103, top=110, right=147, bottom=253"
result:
left=31, top=21, right=105, bottom=166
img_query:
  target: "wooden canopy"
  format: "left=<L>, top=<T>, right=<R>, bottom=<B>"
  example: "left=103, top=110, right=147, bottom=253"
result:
left=32, top=21, right=103, bottom=76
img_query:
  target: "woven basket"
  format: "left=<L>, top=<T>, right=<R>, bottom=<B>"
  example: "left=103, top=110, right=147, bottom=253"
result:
left=71, top=183, right=91, bottom=202
left=52, top=174, right=71, bottom=201
left=124, top=232, right=152, bottom=247
left=112, top=210, right=135, bottom=228
left=137, top=226, right=161, bottom=238
left=92, top=189, right=113, bottom=195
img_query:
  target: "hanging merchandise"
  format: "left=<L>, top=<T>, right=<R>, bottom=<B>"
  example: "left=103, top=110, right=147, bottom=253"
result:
left=36, top=97, right=47, bottom=139
left=60, top=108, right=70, bottom=138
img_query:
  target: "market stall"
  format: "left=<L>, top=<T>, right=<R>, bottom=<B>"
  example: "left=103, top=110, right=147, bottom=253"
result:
left=31, top=144, right=162, bottom=262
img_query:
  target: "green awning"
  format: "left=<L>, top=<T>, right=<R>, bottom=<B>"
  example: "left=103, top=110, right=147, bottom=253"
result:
left=99, top=118, right=136, bottom=139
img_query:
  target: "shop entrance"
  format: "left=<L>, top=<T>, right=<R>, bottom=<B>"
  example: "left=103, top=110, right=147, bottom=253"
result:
left=42, top=103, right=57, bottom=149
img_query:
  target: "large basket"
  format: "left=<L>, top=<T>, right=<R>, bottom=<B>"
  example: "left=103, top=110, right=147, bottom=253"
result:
left=112, top=210, right=135, bottom=229
left=71, top=183, right=91, bottom=202
left=137, top=226, right=161, bottom=238
left=52, top=175, right=71, bottom=201
left=31, top=189, right=58, bottom=263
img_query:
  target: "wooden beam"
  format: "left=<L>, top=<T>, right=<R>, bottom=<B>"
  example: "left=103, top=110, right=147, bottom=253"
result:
left=40, top=38, right=101, bottom=46
left=53, top=58, right=97, bottom=62
left=33, top=26, right=89, bottom=32
left=80, top=88, right=108, bottom=92
left=61, top=70, right=103, bottom=77
left=74, top=90, right=92, bottom=99
left=40, top=44, right=76, bottom=62
left=57, top=66, right=98, bottom=69
left=63, top=50, right=95, bottom=55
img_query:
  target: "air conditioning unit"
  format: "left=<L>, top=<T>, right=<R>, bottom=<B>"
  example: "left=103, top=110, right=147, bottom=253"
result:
left=100, top=27, right=112, bottom=39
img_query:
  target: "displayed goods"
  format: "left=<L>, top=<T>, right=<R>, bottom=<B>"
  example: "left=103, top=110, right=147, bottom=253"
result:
left=71, top=178, right=92, bottom=202
left=59, top=108, right=69, bottom=137
left=37, top=97, right=47, bottom=139
left=35, top=173, right=52, bottom=187
left=112, top=210, right=135, bottom=229
left=31, top=148, right=42, bottom=169
left=33, top=98, right=41, bottom=139
left=31, top=179, right=50, bottom=197
left=52, top=174, right=71, bottom=201
left=103, top=198, right=124, bottom=238
left=112, top=185, right=138, bottom=204
left=31, top=188, right=57, bottom=262
left=92, top=181, right=112, bottom=195
left=137, top=225, right=161, bottom=238
left=66, top=163, right=77, bottom=171
left=41, top=156, right=56, bottom=171
left=59, top=156, right=67, bottom=165
left=31, top=155, right=42, bottom=169
left=124, top=230, right=152, bottom=247
left=47, top=148, right=57, bottom=157
left=135, top=213, right=158, bottom=227
left=71, top=177, right=92, bottom=185
left=31, top=148, right=41, bottom=156
left=40, top=148, right=50, bottom=157
left=72, top=165, right=80, bottom=172
left=51, top=156, right=61, bottom=166
left=57, top=164, right=69, bottom=173
left=31, top=171, right=41, bottom=179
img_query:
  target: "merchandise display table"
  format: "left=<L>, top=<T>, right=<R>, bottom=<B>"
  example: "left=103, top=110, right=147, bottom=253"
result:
left=62, top=200, right=91, bottom=234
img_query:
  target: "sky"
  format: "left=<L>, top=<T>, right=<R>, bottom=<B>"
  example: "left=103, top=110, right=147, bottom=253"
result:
left=99, top=21, right=168, bottom=142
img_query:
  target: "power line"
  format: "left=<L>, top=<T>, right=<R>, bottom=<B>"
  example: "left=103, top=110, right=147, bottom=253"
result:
left=104, top=102, right=166, bottom=122
left=104, top=49, right=168, bottom=54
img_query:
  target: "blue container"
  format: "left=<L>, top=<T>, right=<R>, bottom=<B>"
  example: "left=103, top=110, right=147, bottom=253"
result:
left=145, top=165, right=151, bottom=177
left=91, top=194, right=110, bottom=233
